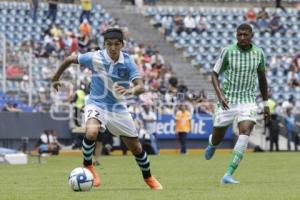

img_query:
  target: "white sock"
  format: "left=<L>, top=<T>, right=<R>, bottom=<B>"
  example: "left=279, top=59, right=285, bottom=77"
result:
left=209, top=134, right=216, bottom=146
left=233, top=135, right=249, bottom=153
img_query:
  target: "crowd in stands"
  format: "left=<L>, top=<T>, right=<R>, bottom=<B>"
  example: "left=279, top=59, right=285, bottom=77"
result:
left=0, top=1, right=214, bottom=115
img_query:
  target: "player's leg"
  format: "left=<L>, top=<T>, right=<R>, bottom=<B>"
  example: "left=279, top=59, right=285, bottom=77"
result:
left=121, top=136, right=163, bottom=190
left=205, top=126, right=228, bottom=160
left=221, top=120, right=254, bottom=184
left=107, top=110, right=162, bottom=189
left=83, top=118, right=101, bottom=187
left=93, top=133, right=102, bottom=166
left=205, top=105, right=236, bottom=160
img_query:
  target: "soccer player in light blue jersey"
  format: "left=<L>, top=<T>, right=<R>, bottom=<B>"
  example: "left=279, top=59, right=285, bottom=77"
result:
left=204, top=24, right=270, bottom=184
left=52, top=28, right=162, bottom=190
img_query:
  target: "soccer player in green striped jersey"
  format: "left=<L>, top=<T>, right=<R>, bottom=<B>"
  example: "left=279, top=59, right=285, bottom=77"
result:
left=204, top=23, right=270, bottom=184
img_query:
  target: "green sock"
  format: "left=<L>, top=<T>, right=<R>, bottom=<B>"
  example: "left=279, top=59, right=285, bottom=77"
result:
left=226, top=150, right=244, bottom=175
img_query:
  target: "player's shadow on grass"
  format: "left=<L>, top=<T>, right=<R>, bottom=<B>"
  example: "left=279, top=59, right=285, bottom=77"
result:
left=95, top=188, right=150, bottom=191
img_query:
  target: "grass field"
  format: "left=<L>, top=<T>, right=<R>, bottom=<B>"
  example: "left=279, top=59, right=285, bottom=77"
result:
left=1, top=152, right=300, bottom=200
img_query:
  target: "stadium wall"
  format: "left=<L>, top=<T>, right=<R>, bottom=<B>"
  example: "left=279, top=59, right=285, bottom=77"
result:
left=0, top=112, right=71, bottom=150
left=0, top=112, right=234, bottom=150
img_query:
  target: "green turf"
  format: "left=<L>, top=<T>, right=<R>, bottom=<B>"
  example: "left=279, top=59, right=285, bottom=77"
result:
left=1, top=152, right=300, bottom=200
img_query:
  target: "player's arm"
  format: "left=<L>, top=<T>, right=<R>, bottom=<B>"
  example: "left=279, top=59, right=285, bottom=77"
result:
left=258, top=69, right=270, bottom=122
left=129, top=78, right=145, bottom=96
left=115, top=78, right=145, bottom=96
left=257, top=50, right=270, bottom=122
left=211, top=72, right=229, bottom=109
left=52, top=55, right=78, bottom=91
left=258, top=70, right=268, bottom=102
left=212, top=48, right=229, bottom=110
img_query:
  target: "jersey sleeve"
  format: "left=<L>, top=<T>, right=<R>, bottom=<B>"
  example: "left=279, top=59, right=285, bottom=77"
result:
left=213, top=48, right=228, bottom=74
left=257, top=50, right=266, bottom=72
left=78, top=52, right=94, bottom=70
left=128, top=57, right=141, bottom=82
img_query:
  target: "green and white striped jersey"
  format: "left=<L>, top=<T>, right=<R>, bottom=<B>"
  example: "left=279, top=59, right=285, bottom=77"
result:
left=213, top=43, right=265, bottom=104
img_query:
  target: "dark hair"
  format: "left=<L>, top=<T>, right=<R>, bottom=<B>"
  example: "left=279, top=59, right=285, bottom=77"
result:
left=237, top=23, right=253, bottom=33
left=103, top=28, right=124, bottom=43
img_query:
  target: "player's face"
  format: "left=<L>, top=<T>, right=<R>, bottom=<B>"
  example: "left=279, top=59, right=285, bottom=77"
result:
left=236, top=29, right=253, bottom=48
left=105, top=39, right=123, bottom=62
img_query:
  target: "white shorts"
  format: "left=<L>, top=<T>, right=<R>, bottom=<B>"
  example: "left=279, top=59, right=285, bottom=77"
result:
left=213, top=103, right=258, bottom=127
left=84, top=104, right=138, bottom=138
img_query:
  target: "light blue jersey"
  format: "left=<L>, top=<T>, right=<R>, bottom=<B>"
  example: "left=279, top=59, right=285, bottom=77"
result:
left=78, top=49, right=140, bottom=112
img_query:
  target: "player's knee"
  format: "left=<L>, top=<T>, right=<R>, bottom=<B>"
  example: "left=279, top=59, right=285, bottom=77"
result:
left=85, top=129, right=98, bottom=140
left=131, top=143, right=143, bottom=155
left=239, top=130, right=251, bottom=136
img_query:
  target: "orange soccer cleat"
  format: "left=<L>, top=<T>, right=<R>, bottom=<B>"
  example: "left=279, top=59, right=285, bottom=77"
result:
left=144, top=176, right=163, bottom=190
left=85, top=165, right=101, bottom=187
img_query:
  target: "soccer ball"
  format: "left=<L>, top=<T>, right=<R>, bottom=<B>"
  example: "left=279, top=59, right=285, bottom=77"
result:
left=68, top=167, right=93, bottom=192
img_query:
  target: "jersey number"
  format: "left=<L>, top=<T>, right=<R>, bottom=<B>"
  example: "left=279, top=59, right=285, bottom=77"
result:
left=87, top=110, right=100, bottom=118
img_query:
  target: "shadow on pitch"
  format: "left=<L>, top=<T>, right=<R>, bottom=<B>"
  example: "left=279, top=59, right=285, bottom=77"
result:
left=93, top=188, right=150, bottom=191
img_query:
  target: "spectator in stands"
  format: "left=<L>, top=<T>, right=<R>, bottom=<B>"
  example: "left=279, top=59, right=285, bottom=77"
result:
left=267, top=90, right=276, bottom=114
left=269, top=55, right=281, bottom=74
left=257, top=7, right=269, bottom=20
left=29, top=0, right=39, bottom=22
left=291, top=52, right=300, bottom=70
left=175, top=104, right=191, bottom=154
left=64, top=31, right=78, bottom=54
left=268, top=14, right=284, bottom=35
left=80, top=19, right=92, bottom=37
left=173, top=14, right=184, bottom=34
left=20, top=75, right=29, bottom=94
left=41, top=35, right=56, bottom=57
left=140, top=104, right=159, bottom=155
left=35, top=129, right=64, bottom=155
left=195, top=91, right=213, bottom=115
left=196, top=15, right=207, bottom=34
left=245, top=8, right=257, bottom=26
left=2, top=102, right=22, bottom=112
left=168, top=76, right=178, bottom=93
left=256, top=13, right=269, bottom=33
left=47, top=0, right=58, bottom=23
left=80, top=0, right=92, bottom=24
left=282, top=95, right=295, bottom=114
left=50, top=23, right=63, bottom=39
left=100, top=21, right=109, bottom=34
left=284, top=107, right=298, bottom=151
left=177, top=80, right=188, bottom=96
left=78, top=32, right=90, bottom=53
left=183, top=14, right=197, bottom=34
left=71, top=84, right=86, bottom=127
left=267, top=113, right=280, bottom=152
left=151, top=50, right=164, bottom=66
left=161, top=15, right=173, bottom=37
left=281, top=55, right=293, bottom=74
left=134, top=47, right=144, bottom=67
left=287, top=65, right=300, bottom=87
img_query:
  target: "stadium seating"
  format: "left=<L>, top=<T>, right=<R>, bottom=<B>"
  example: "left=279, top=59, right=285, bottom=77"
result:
left=145, top=6, right=300, bottom=103
left=0, top=2, right=114, bottom=111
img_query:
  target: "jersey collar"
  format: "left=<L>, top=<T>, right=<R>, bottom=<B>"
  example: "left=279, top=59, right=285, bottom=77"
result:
left=236, top=42, right=253, bottom=52
left=104, top=49, right=125, bottom=64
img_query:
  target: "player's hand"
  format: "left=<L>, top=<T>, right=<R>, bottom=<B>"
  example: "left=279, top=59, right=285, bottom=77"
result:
left=219, top=95, right=229, bottom=110
left=263, top=106, right=270, bottom=124
left=115, top=85, right=130, bottom=95
left=52, top=76, right=61, bottom=91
